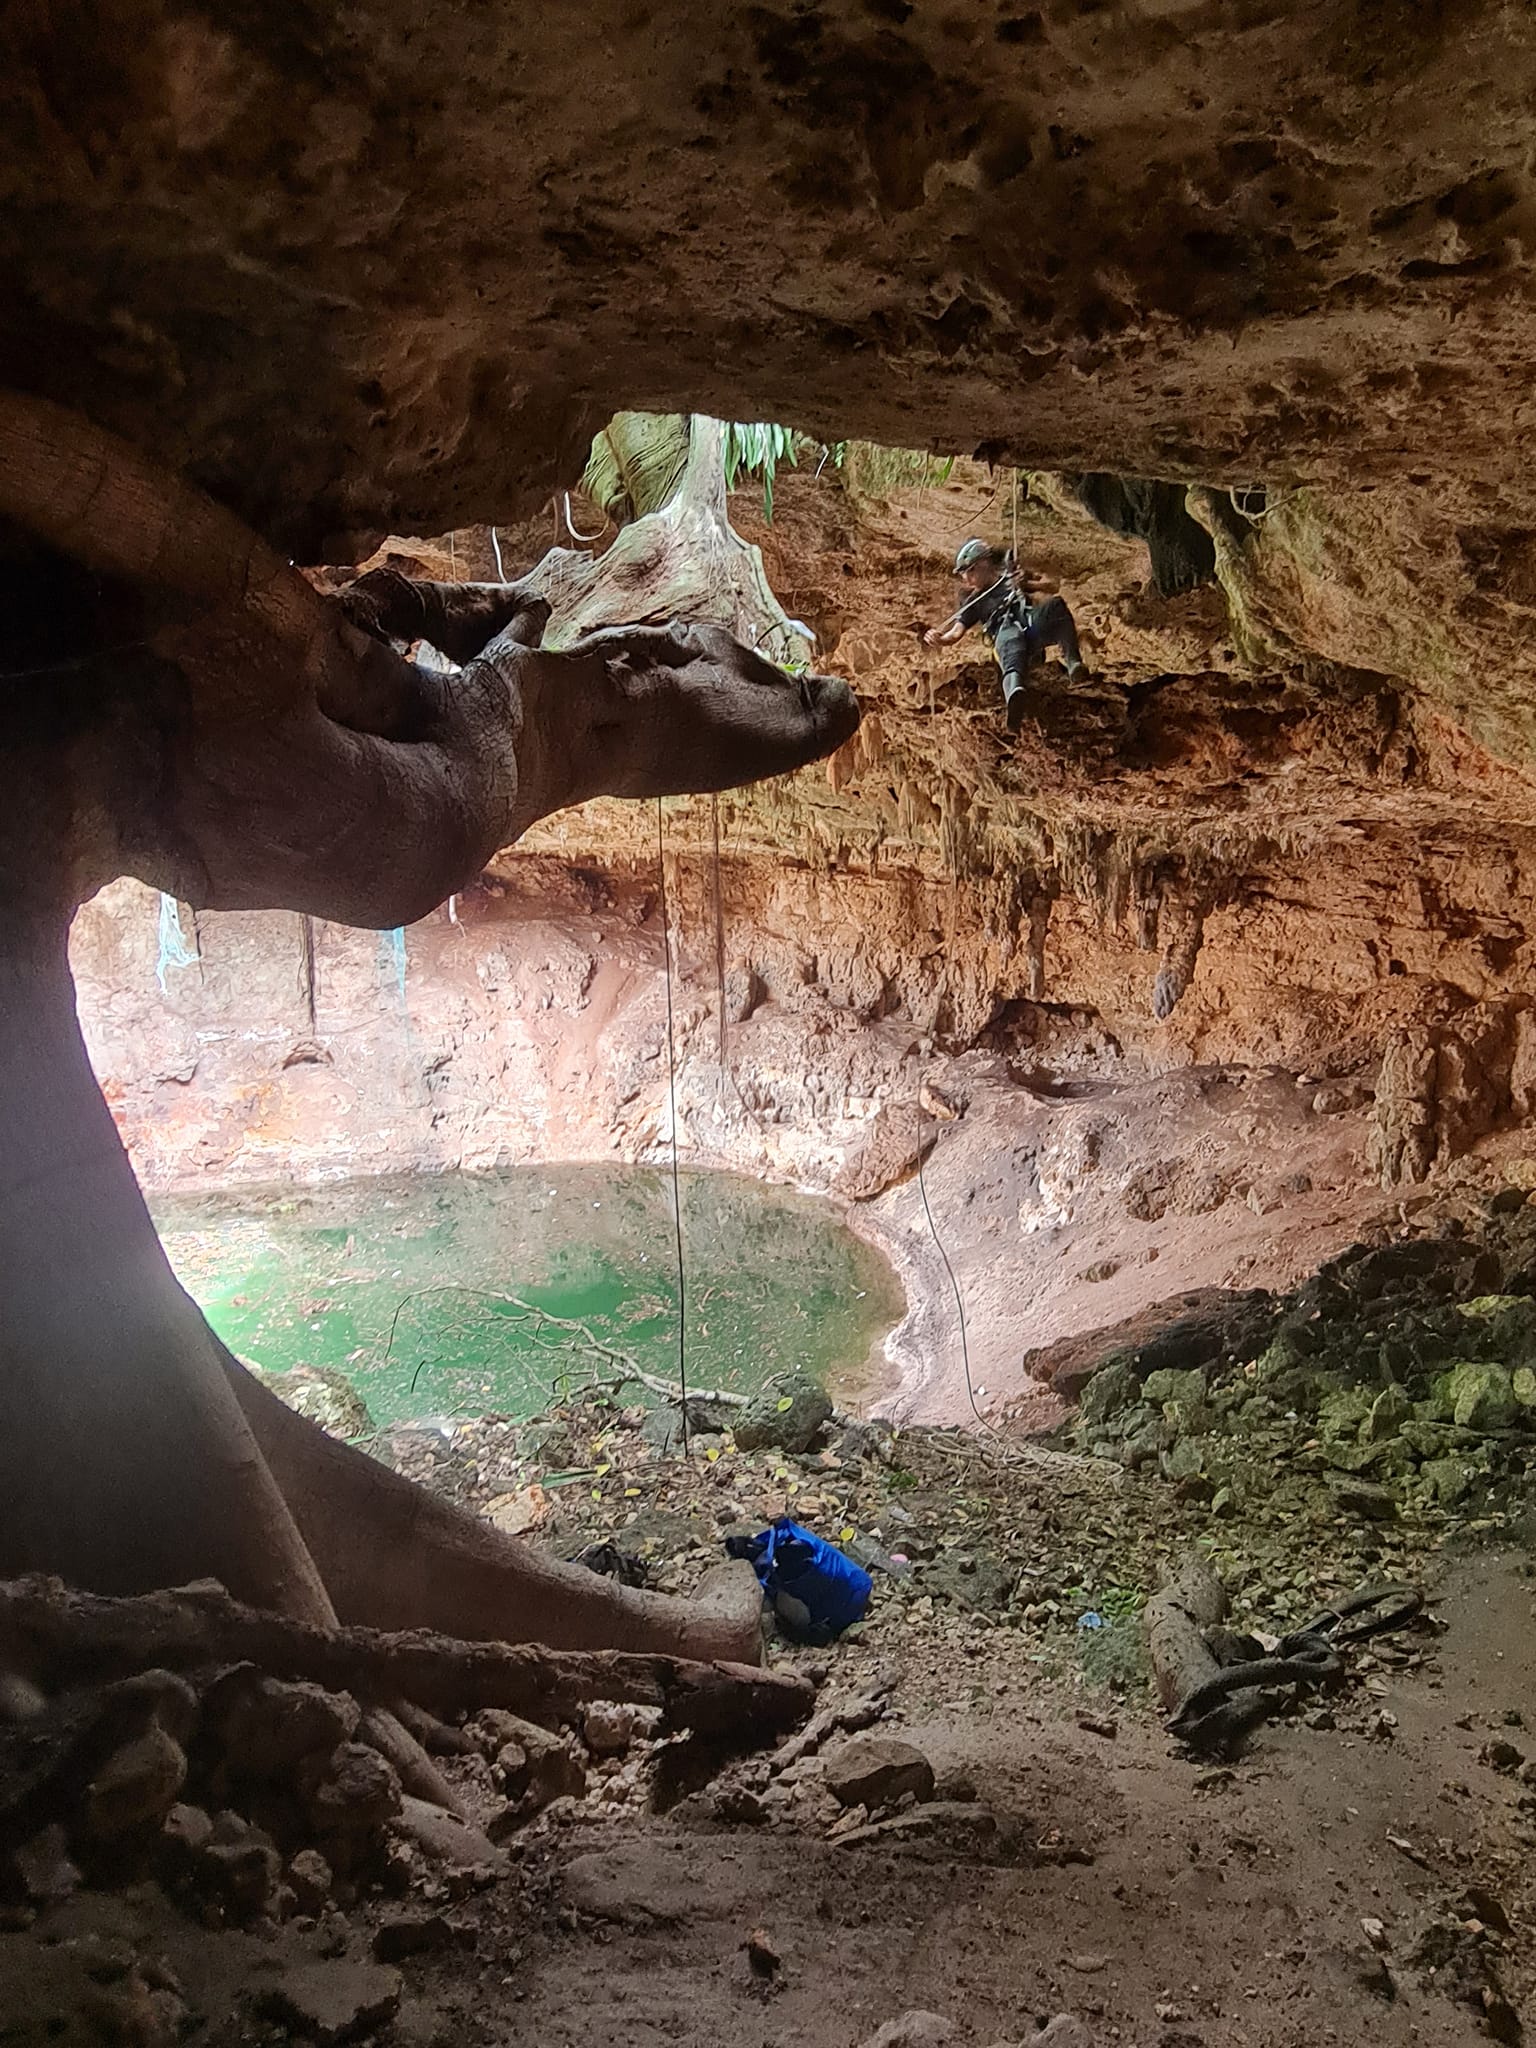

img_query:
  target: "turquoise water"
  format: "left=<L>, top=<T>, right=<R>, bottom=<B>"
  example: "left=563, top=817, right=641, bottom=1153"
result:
left=153, top=1165, right=903, bottom=1426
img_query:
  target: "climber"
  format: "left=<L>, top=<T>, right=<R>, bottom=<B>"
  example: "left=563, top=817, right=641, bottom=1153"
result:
left=924, top=538, right=1086, bottom=732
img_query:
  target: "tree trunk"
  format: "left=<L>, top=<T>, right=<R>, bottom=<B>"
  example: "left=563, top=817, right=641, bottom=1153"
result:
left=0, top=1578, right=810, bottom=1741
left=0, top=912, right=333, bottom=1620
left=0, top=916, right=761, bottom=1661
left=1144, top=1556, right=1228, bottom=1718
left=0, top=393, right=856, bottom=1675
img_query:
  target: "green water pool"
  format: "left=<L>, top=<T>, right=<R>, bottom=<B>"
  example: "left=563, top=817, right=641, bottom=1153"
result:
left=153, top=1165, right=903, bottom=1427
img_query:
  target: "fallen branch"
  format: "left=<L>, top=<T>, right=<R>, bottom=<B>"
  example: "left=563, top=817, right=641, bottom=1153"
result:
left=1144, top=1557, right=1279, bottom=1757
left=0, top=1577, right=813, bottom=1744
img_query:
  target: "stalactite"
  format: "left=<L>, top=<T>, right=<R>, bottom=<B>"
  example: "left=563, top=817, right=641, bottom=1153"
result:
left=1152, top=897, right=1207, bottom=1019
left=1134, top=868, right=1163, bottom=951
left=154, top=894, right=198, bottom=995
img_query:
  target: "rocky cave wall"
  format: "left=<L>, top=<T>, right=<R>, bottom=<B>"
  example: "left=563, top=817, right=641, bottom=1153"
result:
left=76, top=462, right=1536, bottom=1219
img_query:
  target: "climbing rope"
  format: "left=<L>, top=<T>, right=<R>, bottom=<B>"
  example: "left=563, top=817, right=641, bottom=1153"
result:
left=563, top=492, right=607, bottom=544
left=914, top=1092, right=984, bottom=1431
left=711, top=793, right=728, bottom=1073
left=298, top=914, right=318, bottom=1031
left=655, top=797, right=691, bottom=1456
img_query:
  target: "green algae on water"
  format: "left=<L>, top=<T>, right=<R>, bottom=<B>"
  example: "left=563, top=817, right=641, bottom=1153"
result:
left=153, top=1164, right=903, bottom=1427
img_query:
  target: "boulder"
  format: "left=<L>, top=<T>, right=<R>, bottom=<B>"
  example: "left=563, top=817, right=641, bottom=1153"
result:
left=1141, top=1366, right=1207, bottom=1408
left=1021, top=1288, right=1271, bottom=1400
left=372, top=1911, right=461, bottom=1963
left=1420, top=1458, right=1474, bottom=1507
left=824, top=1735, right=935, bottom=1810
left=1515, top=1365, right=1536, bottom=1411
left=202, top=1811, right=283, bottom=1920
left=583, top=1702, right=642, bottom=1757
left=257, top=1961, right=402, bottom=2044
left=1325, top=1472, right=1399, bottom=1520
left=984, top=2022, right=1095, bottom=2048
left=1317, top=1387, right=1374, bottom=1438
left=13, top=1825, right=81, bottom=1904
left=1121, top=1420, right=1165, bottom=1469
left=1400, top=1418, right=1453, bottom=1458
left=1455, top=1294, right=1536, bottom=1366
left=1078, top=1356, right=1140, bottom=1430
left=211, top=1675, right=360, bottom=1779
left=641, top=1398, right=738, bottom=1454
left=84, top=1721, right=189, bottom=1839
left=287, top=1848, right=334, bottom=1914
left=1447, top=1360, right=1518, bottom=1431
left=1161, top=1438, right=1205, bottom=1484
left=732, top=1371, right=833, bottom=1454
left=916, top=1553, right=1016, bottom=1612
left=303, top=1742, right=401, bottom=1868
left=1162, top=1394, right=1212, bottom=1439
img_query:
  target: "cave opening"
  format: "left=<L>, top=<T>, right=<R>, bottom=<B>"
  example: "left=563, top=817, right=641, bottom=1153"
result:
left=10, top=12, right=1536, bottom=2021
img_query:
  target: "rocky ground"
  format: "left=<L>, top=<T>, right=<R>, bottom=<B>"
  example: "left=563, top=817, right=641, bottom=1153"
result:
left=10, top=1196, right=1532, bottom=2045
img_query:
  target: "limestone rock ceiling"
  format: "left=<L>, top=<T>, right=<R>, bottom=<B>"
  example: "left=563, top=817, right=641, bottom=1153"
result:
left=8, top=1, right=1536, bottom=562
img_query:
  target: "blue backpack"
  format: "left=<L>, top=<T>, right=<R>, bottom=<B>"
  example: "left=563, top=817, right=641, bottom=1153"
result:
left=726, top=1518, right=873, bottom=1645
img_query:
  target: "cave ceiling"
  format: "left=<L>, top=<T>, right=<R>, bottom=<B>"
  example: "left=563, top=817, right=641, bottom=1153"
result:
left=7, top=0, right=1536, bottom=559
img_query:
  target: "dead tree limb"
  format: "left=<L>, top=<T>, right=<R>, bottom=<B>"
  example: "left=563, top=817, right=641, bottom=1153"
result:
left=1145, top=1556, right=1278, bottom=1757
left=1145, top=1556, right=1228, bottom=1718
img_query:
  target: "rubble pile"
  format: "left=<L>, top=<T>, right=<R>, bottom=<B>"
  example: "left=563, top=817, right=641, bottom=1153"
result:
left=1069, top=1202, right=1536, bottom=1538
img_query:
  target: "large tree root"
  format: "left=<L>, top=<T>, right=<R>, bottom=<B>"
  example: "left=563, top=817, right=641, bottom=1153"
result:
left=1, top=1576, right=813, bottom=1923
left=0, top=1576, right=814, bottom=1742
left=225, top=1350, right=765, bottom=1663
left=525, top=416, right=811, bottom=660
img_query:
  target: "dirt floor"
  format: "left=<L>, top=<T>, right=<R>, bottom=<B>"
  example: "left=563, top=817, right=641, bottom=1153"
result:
left=494, top=1550, right=1536, bottom=2048
left=11, top=1544, right=1528, bottom=2048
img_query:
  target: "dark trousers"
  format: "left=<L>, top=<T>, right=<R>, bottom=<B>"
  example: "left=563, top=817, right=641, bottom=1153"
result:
left=993, top=596, right=1082, bottom=691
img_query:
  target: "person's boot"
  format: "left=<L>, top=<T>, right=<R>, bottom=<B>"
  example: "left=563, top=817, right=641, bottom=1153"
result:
left=1003, top=678, right=1028, bottom=732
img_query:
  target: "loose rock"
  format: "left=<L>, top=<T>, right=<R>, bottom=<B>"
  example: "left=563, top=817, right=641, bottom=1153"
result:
left=732, top=1371, right=833, bottom=1454
left=258, top=1960, right=403, bottom=2044
left=824, top=1735, right=935, bottom=1810
left=859, top=2014, right=957, bottom=2048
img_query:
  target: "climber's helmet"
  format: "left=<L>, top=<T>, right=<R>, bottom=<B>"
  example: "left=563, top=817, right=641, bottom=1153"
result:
left=953, top=537, right=994, bottom=579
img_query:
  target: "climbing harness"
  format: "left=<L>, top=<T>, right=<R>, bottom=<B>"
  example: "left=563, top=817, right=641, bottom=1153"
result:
left=1168, top=1583, right=1425, bottom=1751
